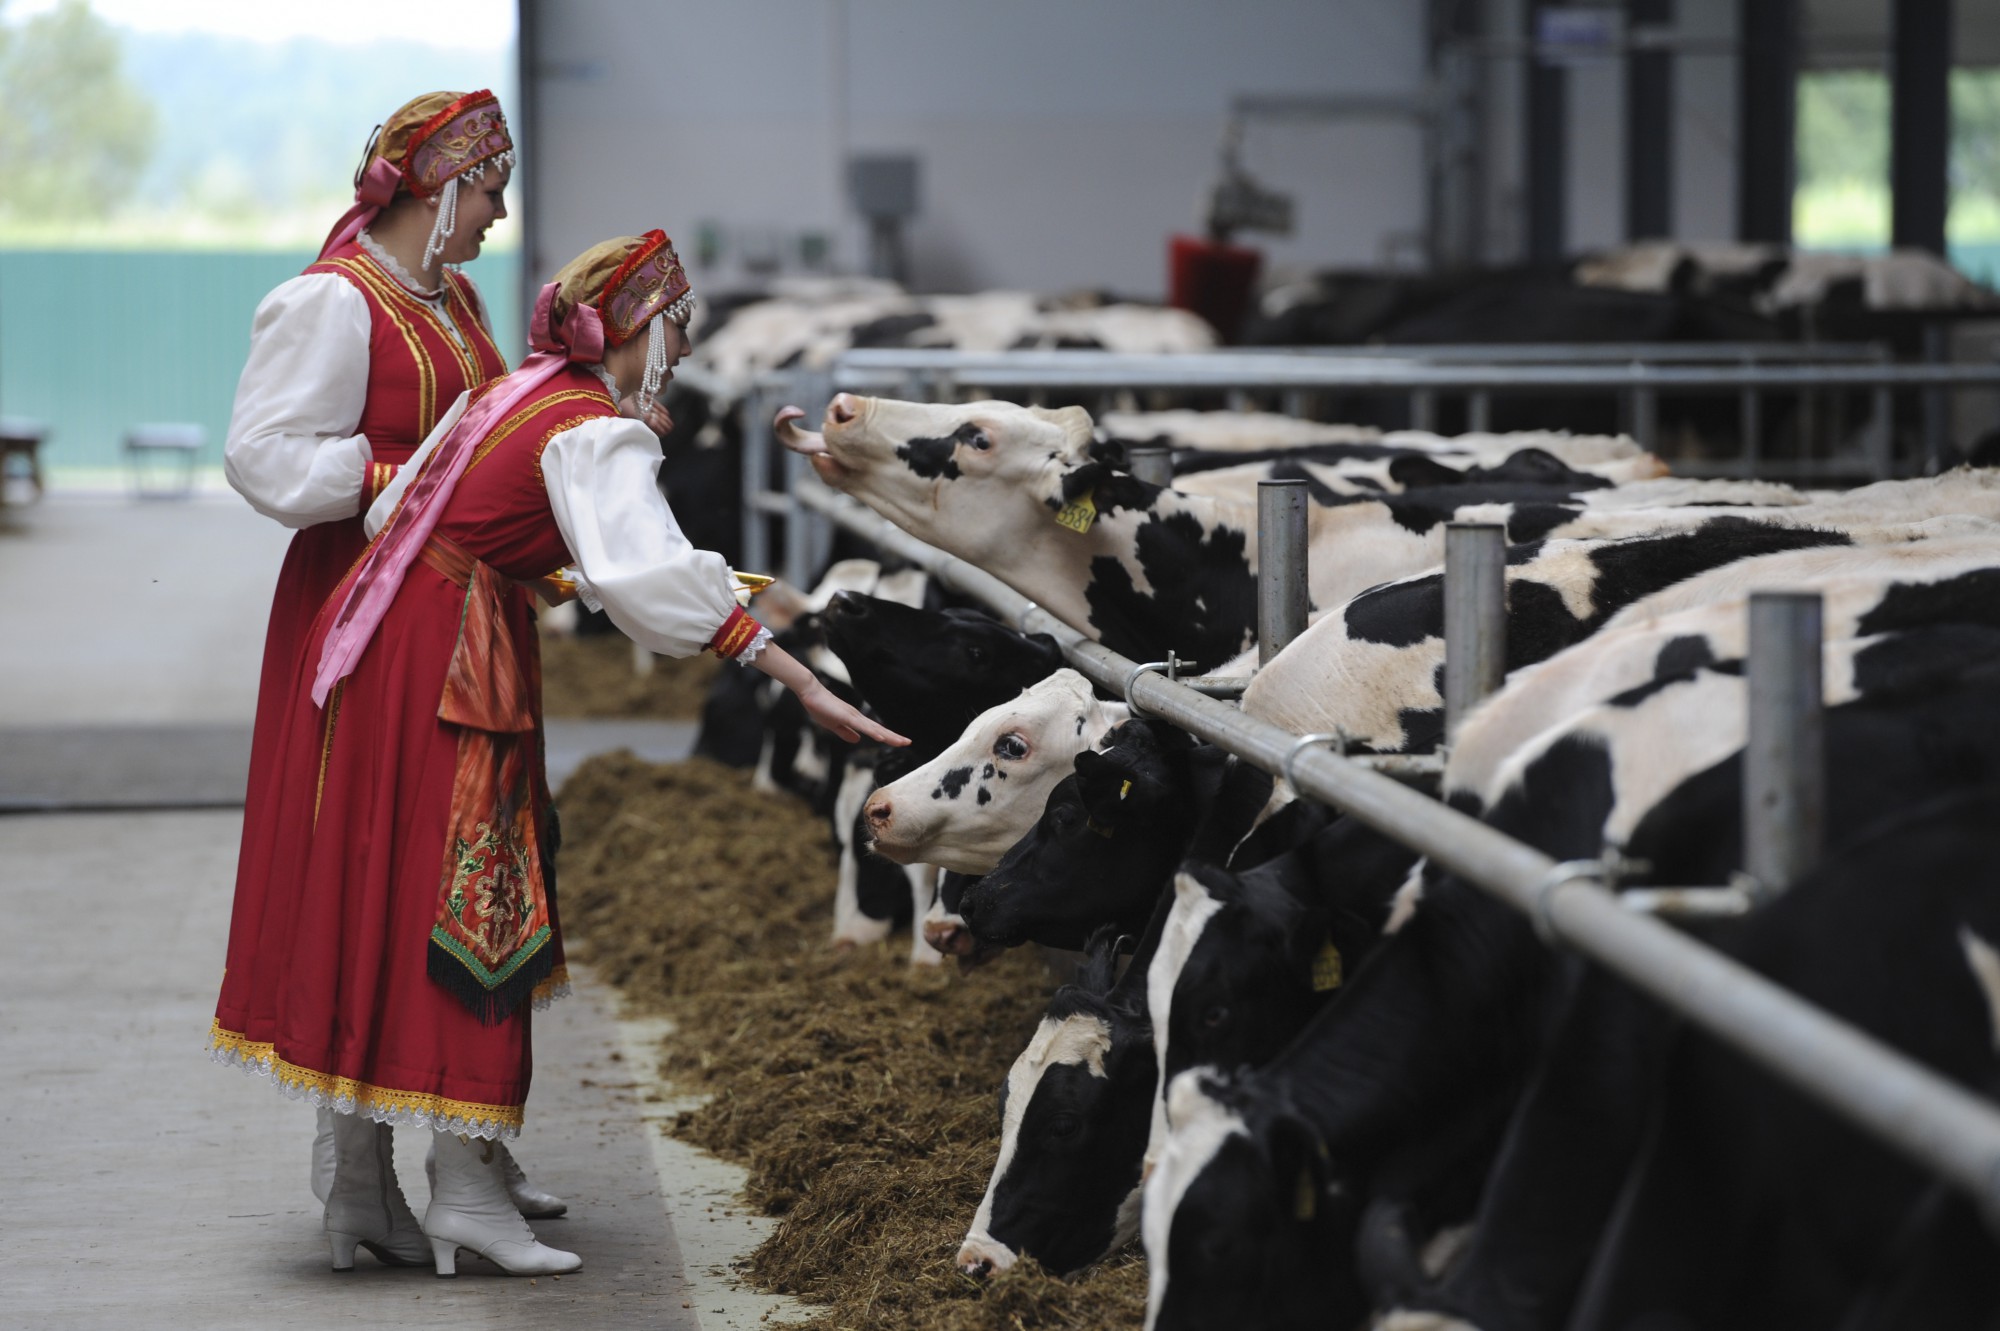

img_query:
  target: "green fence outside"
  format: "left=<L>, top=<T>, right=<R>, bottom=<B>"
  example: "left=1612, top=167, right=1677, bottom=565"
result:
left=0, top=248, right=522, bottom=475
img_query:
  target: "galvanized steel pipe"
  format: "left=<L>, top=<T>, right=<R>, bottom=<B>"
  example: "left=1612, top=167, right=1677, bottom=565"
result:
left=1744, top=592, right=1826, bottom=899
left=1126, top=444, right=1175, bottom=487
left=790, top=480, right=2000, bottom=1233
left=1444, top=523, right=1507, bottom=742
left=1257, top=480, right=1310, bottom=666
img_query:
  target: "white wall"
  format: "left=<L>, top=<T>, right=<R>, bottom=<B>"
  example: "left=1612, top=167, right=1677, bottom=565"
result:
left=525, top=0, right=1428, bottom=296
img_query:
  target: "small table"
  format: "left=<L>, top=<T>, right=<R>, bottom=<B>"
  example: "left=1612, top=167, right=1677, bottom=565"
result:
left=0, top=417, right=47, bottom=505
left=126, top=423, right=207, bottom=499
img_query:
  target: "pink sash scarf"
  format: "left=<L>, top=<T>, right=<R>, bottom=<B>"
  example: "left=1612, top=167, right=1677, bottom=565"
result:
left=309, top=283, right=606, bottom=707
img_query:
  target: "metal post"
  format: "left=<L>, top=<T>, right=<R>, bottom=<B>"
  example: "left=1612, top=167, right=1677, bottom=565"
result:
left=1468, top=390, right=1492, bottom=434
left=1412, top=389, right=1437, bottom=433
left=1126, top=444, right=1174, bottom=487
left=1741, top=387, right=1763, bottom=476
left=1744, top=591, right=1825, bottom=899
left=740, top=388, right=772, bottom=575
left=1631, top=385, right=1659, bottom=451
left=1444, top=523, right=1507, bottom=742
left=1922, top=321, right=1950, bottom=475
left=1257, top=480, right=1310, bottom=665
left=1867, top=384, right=1894, bottom=480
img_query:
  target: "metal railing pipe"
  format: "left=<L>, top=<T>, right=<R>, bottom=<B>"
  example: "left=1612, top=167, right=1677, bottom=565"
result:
left=1126, top=444, right=1175, bottom=486
left=1257, top=480, right=1310, bottom=665
left=1444, top=523, right=1507, bottom=742
left=789, top=479, right=2000, bottom=1233
left=1744, top=592, right=1826, bottom=899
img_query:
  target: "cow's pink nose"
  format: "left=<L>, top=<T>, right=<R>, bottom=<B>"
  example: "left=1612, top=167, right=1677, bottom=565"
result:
left=864, top=794, right=892, bottom=828
left=829, top=393, right=861, bottom=426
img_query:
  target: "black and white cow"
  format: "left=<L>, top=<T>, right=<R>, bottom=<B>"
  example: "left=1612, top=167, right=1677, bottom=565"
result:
left=1242, top=515, right=1855, bottom=751
left=1146, top=624, right=2000, bottom=1331
left=862, top=668, right=1127, bottom=875
left=955, top=719, right=1270, bottom=951
left=816, top=591, right=1066, bottom=956
left=955, top=923, right=1160, bottom=1280
left=778, top=396, right=1660, bottom=669
left=1570, top=787, right=2000, bottom=1331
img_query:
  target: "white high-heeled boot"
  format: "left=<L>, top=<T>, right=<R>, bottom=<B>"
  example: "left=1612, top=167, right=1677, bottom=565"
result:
left=323, top=1113, right=429, bottom=1270
left=311, top=1106, right=335, bottom=1204
left=423, top=1132, right=581, bottom=1277
left=425, top=1137, right=567, bottom=1218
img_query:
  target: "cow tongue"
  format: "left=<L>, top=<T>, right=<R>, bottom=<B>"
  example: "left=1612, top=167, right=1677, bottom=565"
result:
left=774, top=404, right=850, bottom=484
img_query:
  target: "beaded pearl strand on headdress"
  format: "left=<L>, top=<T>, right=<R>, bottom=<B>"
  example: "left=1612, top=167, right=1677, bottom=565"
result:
left=420, top=151, right=515, bottom=273
left=635, top=289, right=695, bottom=409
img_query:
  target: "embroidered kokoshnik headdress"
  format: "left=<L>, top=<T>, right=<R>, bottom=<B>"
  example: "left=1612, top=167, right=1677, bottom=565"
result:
left=311, top=232, right=694, bottom=708
left=319, top=89, right=516, bottom=268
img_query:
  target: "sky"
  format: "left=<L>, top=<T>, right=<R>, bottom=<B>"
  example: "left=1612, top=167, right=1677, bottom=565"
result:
left=9, top=0, right=514, bottom=49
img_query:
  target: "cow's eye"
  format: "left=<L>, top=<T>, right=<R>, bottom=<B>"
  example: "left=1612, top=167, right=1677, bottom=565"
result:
left=994, top=733, right=1028, bottom=761
left=1201, top=1004, right=1228, bottom=1029
left=963, top=426, right=992, bottom=451
left=1046, top=1112, right=1081, bottom=1139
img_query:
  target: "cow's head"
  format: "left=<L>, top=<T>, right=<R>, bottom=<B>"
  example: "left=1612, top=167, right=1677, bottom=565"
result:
left=781, top=395, right=1114, bottom=562
left=862, top=669, right=1125, bottom=875
left=1143, top=1070, right=1359, bottom=1331
left=957, top=930, right=1154, bottom=1280
left=821, top=593, right=1064, bottom=756
left=956, top=719, right=1229, bottom=951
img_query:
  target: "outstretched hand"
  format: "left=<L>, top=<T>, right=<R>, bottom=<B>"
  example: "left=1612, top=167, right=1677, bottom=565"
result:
left=799, top=679, right=909, bottom=747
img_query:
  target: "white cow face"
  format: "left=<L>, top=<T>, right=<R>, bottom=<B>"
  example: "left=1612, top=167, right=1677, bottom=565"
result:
left=792, top=394, right=1099, bottom=561
left=862, top=669, right=1126, bottom=875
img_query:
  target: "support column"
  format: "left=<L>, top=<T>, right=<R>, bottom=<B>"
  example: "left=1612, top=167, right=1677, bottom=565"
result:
left=1526, top=1, right=1569, bottom=262
left=1625, top=0, right=1674, bottom=239
left=1737, top=0, right=1798, bottom=243
left=1891, top=0, right=1952, bottom=256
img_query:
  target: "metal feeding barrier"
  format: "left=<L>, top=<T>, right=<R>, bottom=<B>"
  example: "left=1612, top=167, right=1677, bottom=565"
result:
left=783, top=475, right=2000, bottom=1235
left=737, top=344, right=2000, bottom=582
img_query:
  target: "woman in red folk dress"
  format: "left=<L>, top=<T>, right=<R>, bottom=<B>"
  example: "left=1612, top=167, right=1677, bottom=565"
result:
left=211, top=230, right=904, bottom=1276
left=218, top=89, right=577, bottom=1231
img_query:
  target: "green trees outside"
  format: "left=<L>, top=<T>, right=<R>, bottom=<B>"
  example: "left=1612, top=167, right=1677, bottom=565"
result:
left=0, top=0, right=156, bottom=225
left=1796, top=67, right=2000, bottom=257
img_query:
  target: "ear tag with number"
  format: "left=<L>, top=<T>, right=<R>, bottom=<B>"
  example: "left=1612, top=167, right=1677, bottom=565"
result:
left=1055, top=489, right=1098, bottom=534
left=1311, top=939, right=1344, bottom=993
left=1118, top=779, right=1132, bottom=801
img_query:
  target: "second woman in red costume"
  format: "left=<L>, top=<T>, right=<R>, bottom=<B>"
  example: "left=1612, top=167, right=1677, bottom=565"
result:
left=213, top=230, right=904, bottom=1276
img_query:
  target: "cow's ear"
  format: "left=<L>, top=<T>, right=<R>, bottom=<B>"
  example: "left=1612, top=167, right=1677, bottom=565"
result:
left=1386, top=454, right=1465, bottom=491
left=1029, top=404, right=1097, bottom=455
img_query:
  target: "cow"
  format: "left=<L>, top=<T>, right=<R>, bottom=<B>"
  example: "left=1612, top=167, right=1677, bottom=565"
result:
left=955, top=746, right=1284, bottom=1279
left=1144, top=625, right=2000, bottom=1331
left=777, top=395, right=1675, bottom=668
left=812, top=591, right=1065, bottom=956
left=1568, top=787, right=2000, bottom=1331
left=955, top=924, right=1160, bottom=1281
left=954, top=719, right=1270, bottom=951
left=1241, top=515, right=1857, bottom=752
left=861, top=668, right=1128, bottom=876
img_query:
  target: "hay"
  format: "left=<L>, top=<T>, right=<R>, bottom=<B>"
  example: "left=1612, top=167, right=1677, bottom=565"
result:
left=558, top=752, right=1150, bottom=1329
left=540, top=632, right=719, bottom=719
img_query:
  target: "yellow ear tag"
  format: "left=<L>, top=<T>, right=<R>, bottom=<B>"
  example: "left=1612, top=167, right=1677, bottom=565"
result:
left=1118, top=779, right=1133, bottom=801
left=1311, top=939, right=1344, bottom=993
left=1293, top=1168, right=1317, bottom=1222
left=1055, top=489, right=1098, bottom=534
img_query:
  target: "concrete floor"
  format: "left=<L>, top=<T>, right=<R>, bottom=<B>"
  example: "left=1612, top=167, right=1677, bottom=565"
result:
left=0, top=495, right=790, bottom=1328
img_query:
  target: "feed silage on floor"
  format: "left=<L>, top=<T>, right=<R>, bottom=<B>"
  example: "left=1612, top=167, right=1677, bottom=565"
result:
left=558, top=752, right=1149, bottom=1329
left=539, top=632, right=720, bottom=719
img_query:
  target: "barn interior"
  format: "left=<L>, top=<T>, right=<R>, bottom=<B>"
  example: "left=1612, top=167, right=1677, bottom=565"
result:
left=5, top=2, right=2000, bottom=1328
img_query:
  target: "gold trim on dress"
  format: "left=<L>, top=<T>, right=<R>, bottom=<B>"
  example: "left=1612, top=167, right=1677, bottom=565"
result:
left=208, top=1019, right=526, bottom=1132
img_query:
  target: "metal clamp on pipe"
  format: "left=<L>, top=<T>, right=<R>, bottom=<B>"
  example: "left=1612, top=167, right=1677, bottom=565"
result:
left=1282, top=730, right=1350, bottom=789
left=1529, top=859, right=1608, bottom=946
left=1124, top=660, right=1174, bottom=718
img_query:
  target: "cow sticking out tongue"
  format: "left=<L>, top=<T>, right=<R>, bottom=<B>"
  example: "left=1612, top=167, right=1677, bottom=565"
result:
left=776, top=403, right=852, bottom=484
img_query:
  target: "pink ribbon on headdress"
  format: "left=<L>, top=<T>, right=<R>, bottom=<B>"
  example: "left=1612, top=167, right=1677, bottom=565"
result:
left=318, top=158, right=404, bottom=261
left=309, top=282, right=608, bottom=706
